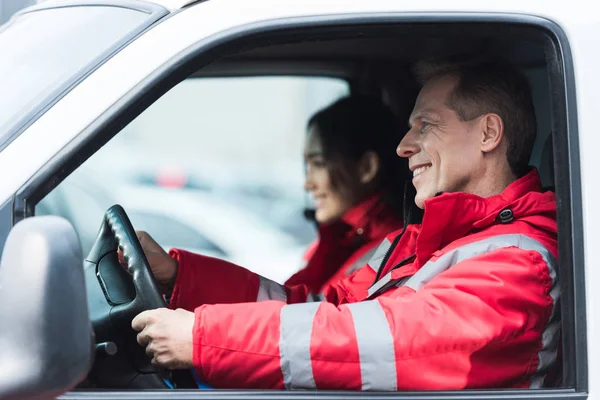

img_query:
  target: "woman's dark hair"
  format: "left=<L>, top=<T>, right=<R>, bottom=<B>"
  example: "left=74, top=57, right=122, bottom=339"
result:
left=308, top=94, right=408, bottom=217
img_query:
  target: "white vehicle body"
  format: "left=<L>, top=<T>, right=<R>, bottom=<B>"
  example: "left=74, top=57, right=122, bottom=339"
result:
left=0, top=0, right=595, bottom=398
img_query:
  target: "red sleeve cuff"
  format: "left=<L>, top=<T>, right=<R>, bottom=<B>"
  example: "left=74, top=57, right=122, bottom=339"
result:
left=192, top=305, right=206, bottom=383
left=168, top=248, right=186, bottom=310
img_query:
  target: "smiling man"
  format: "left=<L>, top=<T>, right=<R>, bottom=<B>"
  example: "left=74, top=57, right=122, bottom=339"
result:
left=402, top=61, right=534, bottom=208
left=131, top=58, right=560, bottom=390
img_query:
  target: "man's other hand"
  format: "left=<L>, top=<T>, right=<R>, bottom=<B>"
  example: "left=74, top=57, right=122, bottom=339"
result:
left=132, top=308, right=194, bottom=369
left=118, top=230, right=178, bottom=295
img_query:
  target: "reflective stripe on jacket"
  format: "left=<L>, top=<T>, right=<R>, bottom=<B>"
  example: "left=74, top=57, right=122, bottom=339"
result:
left=169, top=168, right=558, bottom=390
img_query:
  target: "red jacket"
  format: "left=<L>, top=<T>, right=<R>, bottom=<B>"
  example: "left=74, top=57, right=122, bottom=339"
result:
left=284, top=194, right=403, bottom=293
left=168, top=168, right=558, bottom=390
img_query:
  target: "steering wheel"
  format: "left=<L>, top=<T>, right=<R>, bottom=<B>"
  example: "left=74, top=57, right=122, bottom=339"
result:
left=82, top=205, right=171, bottom=388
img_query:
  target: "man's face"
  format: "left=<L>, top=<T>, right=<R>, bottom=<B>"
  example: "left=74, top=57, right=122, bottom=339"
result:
left=397, top=75, right=484, bottom=208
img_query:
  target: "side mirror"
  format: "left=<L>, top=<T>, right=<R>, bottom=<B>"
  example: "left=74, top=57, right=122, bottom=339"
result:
left=0, top=216, right=93, bottom=399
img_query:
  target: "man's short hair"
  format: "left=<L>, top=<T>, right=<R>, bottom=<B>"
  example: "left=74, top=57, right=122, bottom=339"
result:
left=414, top=57, right=537, bottom=177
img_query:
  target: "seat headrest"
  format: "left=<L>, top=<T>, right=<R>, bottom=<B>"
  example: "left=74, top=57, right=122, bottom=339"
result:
left=539, top=134, right=554, bottom=190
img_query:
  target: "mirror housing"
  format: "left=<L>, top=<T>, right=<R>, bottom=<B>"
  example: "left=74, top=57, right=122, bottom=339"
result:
left=0, top=216, right=93, bottom=399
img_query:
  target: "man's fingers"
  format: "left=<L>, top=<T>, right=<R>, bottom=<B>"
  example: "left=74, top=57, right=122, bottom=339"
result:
left=145, top=342, right=155, bottom=357
left=132, top=310, right=153, bottom=332
left=136, top=230, right=148, bottom=246
left=137, top=329, right=152, bottom=346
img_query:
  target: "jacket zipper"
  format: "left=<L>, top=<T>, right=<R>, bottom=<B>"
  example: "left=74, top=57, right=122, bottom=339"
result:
left=373, top=181, right=414, bottom=284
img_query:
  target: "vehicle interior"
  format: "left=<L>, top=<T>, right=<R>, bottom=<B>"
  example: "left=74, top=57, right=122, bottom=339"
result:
left=31, top=20, right=575, bottom=393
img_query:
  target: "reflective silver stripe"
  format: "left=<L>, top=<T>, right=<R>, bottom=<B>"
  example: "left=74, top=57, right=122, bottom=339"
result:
left=528, top=239, right=560, bottom=388
left=308, top=246, right=379, bottom=302
left=367, top=270, right=393, bottom=297
left=530, top=310, right=561, bottom=388
left=403, top=234, right=557, bottom=291
left=279, top=302, right=320, bottom=389
left=347, top=301, right=397, bottom=391
left=256, top=276, right=287, bottom=302
left=345, top=246, right=379, bottom=276
left=366, top=238, right=392, bottom=271
left=396, top=233, right=559, bottom=388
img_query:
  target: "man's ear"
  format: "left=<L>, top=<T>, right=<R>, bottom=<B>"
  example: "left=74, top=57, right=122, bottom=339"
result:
left=358, top=151, right=380, bottom=184
left=480, top=113, right=504, bottom=153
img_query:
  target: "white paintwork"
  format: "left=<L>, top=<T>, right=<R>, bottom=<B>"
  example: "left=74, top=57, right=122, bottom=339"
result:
left=0, top=0, right=598, bottom=394
left=144, top=0, right=202, bottom=11
left=33, top=0, right=201, bottom=11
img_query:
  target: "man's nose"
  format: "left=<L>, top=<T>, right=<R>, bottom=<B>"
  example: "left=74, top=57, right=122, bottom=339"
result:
left=397, top=130, right=419, bottom=158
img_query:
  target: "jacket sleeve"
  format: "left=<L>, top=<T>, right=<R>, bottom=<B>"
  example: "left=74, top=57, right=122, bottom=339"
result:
left=190, top=247, right=557, bottom=390
left=167, top=249, right=350, bottom=311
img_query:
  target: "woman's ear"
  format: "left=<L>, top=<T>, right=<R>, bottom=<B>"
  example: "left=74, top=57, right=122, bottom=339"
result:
left=358, top=151, right=380, bottom=185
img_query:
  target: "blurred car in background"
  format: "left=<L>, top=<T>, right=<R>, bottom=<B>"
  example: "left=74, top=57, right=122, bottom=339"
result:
left=129, top=166, right=318, bottom=245
left=37, top=171, right=307, bottom=283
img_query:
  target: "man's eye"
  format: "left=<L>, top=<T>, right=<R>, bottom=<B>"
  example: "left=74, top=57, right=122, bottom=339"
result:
left=420, top=122, right=431, bottom=133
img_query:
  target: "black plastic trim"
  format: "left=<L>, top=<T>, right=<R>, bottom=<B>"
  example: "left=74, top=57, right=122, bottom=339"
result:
left=0, top=0, right=168, bottom=154
left=0, top=197, right=14, bottom=257
left=15, top=11, right=586, bottom=399
left=544, top=18, right=588, bottom=392
left=59, top=389, right=585, bottom=400
left=190, top=60, right=361, bottom=79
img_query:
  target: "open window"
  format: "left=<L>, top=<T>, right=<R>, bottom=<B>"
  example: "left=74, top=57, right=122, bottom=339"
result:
left=37, top=75, right=349, bottom=282
left=18, top=12, right=585, bottom=400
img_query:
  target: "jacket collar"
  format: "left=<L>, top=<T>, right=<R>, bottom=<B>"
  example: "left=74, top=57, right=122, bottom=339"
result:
left=333, top=194, right=402, bottom=242
left=414, top=168, right=553, bottom=266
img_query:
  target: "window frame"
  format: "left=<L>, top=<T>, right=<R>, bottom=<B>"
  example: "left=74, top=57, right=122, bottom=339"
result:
left=12, top=12, right=585, bottom=400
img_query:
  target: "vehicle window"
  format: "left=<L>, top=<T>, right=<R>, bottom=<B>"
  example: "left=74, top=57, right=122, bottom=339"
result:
left=0, top=5, right=152, bottom=148
left=127, top=210, right=227, bottom=258
left=37, top=76, right=349, bottom=283
left=35, top=171, right=113, bottom=255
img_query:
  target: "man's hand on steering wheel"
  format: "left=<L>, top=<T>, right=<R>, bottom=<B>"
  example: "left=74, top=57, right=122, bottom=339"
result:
left=85, top=205, right=203, bottom=387
left=132, top=308, right=195, bottom=370
left=118, top=230, right=178, bottom=296
left=116, top=229, right=196, bottom=370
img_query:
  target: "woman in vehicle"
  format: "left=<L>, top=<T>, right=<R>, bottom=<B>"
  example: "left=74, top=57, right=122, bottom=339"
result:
left=284, top=94, right=412, bottom=294
left=130, top=95, right=414, bottom=298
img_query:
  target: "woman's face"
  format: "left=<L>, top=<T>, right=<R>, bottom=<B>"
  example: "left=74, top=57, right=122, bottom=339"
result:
left=303, top=127, right=356, bottom=224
